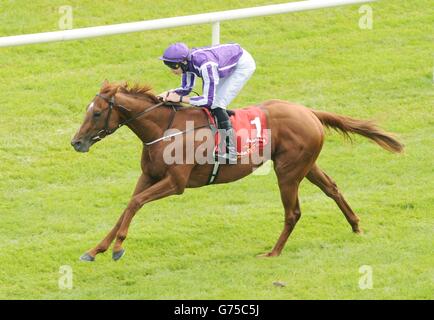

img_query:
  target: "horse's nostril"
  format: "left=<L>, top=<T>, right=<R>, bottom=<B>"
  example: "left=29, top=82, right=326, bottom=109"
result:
left=71, top=140, right=82, bottom=148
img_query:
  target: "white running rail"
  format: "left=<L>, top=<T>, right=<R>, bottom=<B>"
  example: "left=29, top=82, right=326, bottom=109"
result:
left=0, top=0, right=375, bottom=48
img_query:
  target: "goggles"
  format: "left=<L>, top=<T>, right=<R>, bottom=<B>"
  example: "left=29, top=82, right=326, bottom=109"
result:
left=163, top=61, right=180, bottom=69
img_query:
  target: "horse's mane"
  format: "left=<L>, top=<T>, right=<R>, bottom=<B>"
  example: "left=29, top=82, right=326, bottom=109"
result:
left=100, top=82, right=160, bottom=104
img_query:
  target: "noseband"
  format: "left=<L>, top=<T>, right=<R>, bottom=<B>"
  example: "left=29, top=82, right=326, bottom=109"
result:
left=92, top=93, right=165, bottom=142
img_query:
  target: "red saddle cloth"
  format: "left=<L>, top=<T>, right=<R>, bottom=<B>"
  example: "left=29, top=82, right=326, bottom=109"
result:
left=202, top=107, right=269, bottom=157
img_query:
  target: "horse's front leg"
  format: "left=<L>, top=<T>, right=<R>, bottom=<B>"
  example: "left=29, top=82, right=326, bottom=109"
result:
left=80, top=173, right=153, bottom=262
left=112, top=174, right=183, bottom=261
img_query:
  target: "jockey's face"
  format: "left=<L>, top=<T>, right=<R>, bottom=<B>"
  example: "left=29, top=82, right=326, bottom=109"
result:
left=171, top=67, right=183, bottom=75
left=163, top=60, right=185, bottom=75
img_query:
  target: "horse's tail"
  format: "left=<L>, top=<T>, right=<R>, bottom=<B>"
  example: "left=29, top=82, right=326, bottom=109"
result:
left=312, top=110, right=404, bottom=153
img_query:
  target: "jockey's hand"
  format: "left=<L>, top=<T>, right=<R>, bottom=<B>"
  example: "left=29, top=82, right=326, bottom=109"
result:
left=165, top=92, right=182, bottom=103
left=157, top=91, right=169, bottom=101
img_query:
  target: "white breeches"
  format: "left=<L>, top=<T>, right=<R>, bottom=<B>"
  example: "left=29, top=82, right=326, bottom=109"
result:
left=212, top=49, right=256, bottom=110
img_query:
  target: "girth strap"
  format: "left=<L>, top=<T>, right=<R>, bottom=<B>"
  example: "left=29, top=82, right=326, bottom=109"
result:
left=205, top=111, right=221, bottom=185
left=207, top=161, right=221, bottom=184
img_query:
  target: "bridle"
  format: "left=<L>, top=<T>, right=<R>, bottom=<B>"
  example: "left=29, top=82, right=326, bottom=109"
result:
left=91, top=93, right=165, bottom=142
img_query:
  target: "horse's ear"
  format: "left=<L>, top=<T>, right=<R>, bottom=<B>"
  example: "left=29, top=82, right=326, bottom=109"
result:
left=118, top=81, right=128, bottom=92
left=101, top=79, right=109, bottom=88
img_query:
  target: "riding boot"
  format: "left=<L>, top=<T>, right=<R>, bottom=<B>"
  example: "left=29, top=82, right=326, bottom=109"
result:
left=220, top=120, right=238, bottom=164
left=211, top=107, right=238, bottom=164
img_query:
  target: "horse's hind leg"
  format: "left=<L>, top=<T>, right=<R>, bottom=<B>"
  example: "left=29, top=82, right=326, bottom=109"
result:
left=306, top=164, right=361, bottom=233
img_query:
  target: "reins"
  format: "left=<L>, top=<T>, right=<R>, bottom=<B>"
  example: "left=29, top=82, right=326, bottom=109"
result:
left=92, top=93, right=210, bottom=145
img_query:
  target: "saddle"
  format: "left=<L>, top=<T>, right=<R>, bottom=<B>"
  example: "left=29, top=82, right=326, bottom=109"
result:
left=202, top=107, right=269, bottom=184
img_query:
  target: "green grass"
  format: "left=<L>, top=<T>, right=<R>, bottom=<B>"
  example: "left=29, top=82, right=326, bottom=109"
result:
left=0, top=0, right=433, bottom=299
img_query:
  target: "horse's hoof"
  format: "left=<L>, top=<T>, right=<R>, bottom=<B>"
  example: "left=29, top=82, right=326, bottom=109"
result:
left=256, top=252, right=277, bottom=258
left=112, top=249, right=125, bottom=261
left=353, top=227, right=364, bottom=234
left=79, top=252, right=95, bottom=262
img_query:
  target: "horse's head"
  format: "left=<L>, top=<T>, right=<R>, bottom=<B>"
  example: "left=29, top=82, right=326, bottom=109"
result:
left=71, top=80, right=124, bottom=152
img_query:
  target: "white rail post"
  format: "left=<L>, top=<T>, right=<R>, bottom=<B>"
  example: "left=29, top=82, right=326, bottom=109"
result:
left=212, top=21, right=220, bottom=45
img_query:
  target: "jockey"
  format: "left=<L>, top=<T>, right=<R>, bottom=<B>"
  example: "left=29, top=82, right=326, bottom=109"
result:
left=158, top=42, right=256, bottom=163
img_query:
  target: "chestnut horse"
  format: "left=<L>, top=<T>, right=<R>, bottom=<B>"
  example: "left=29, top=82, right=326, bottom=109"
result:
left=71, top=81, right=403, bottom=261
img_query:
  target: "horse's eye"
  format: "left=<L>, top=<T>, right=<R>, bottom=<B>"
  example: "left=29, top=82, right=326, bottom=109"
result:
left=93, top=112, right=101, bottom=118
